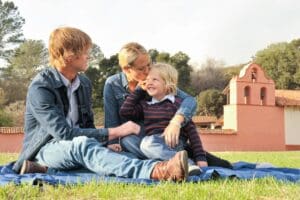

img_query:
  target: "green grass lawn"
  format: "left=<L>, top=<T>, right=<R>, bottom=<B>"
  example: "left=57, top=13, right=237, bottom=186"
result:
left=0, top=151, right=299, bottom=200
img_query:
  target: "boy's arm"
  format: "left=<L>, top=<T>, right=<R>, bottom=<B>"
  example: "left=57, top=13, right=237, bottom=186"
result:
left=183, top=121, right=207, bottom=165
left=119, top=88, right=146, bottom=120
left=163, top=89, right=197, bottom=148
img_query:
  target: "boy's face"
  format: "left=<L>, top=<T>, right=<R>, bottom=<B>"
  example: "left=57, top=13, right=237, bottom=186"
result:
left=145, top=68, right=167, bottom=100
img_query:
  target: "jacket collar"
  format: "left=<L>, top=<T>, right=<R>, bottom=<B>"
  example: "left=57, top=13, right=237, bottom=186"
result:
left=120, top=72, right=129, bottom=90
left=48, top=67, right=88, bottom=88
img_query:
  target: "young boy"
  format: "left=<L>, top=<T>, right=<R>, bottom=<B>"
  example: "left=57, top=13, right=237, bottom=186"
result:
left=120, top=63, right=208, bottom=175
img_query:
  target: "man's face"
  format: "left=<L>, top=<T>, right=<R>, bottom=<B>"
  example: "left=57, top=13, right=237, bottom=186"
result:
left=68, top=48, right=90, bottom=73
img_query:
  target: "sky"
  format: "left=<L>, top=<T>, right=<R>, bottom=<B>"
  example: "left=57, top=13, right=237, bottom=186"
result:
left=8, top=0, right=300, bottom=67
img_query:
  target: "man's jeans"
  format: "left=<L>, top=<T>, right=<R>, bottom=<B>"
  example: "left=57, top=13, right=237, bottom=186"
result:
left=140, top=134, right=195, bottom=165
left=35, top=136, right=157, bottom=179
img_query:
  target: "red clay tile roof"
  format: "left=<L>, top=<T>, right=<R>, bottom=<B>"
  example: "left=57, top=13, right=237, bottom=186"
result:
left=192, top=116, right=217, bottom=123
left=0, top=127, right=24, bottom=134
left=275, top=90, right=300, bottom=106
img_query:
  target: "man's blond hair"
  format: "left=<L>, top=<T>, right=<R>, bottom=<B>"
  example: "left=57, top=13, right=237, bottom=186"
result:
left=151, top=63, right=178, bottom=95
left=48, top=27, right=92, bottom=68
left=118, top=42, right=149, bottom=68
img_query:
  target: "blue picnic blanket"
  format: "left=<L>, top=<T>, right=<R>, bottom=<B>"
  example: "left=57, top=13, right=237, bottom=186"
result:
left=0, top=161, right=299, bottom=186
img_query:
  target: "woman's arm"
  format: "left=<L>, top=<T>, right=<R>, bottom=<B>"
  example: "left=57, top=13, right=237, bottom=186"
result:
left=103, top=80, right=122, bottom=128
left=175, top=88, right=197, bottom=124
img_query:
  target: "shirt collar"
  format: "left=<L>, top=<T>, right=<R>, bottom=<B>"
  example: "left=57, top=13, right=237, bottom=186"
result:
left=58, top=72, right=80, bottom=90
left=147, top=94, right=175, bottom=105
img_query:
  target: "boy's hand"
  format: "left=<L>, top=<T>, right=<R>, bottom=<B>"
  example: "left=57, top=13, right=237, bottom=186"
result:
left=163, top=114, right=184, bottom=148
left=107, top=144, right=122, bottom=152
left=138, top=80, right=147, bottom=90
left=163, top=122, right=180, bottom=148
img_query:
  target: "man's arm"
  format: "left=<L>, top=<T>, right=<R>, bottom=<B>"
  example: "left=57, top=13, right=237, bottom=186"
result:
left=29, top=85, right=110, bottom=141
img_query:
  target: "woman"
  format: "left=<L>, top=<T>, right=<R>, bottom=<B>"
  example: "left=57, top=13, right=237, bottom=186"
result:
left=103, top=42, right=196, bottom=158
left=103, top=42, right=232, bottom=169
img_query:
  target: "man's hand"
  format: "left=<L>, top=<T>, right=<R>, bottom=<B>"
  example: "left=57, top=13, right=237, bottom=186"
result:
left=107, top=144, right=122, bottom=152
left=196, top=161, right=208, bottom=167
left=108, top=121, right=140, bottom=141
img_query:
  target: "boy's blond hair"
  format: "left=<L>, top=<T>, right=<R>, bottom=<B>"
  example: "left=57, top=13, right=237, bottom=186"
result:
left=151, top=63, right=178, bottom=95
left=48, top=27, right=92, bottom=68
left=118, top=42, right=149, bottom=68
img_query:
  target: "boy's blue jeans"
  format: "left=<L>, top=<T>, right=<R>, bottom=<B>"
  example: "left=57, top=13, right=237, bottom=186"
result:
left=35, top=136, right=157, bottom=179
left=140, top=134, right=195, bottom=165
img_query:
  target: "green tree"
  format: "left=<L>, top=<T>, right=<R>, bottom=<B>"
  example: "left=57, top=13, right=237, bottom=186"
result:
left=0, top=109, right=13, bottom=126
left=191, top=58, right=228, bottom=95
left=0, top=40, right=47, bottom=103
left=85, top=54, right=120, bottom=108
left=197, top=89, right=226, bottom=118
left=170, top=51, right=193, bottom=93
left=0, top=0, right=25, bottom=61
left=0, top=87, right=7, bottom=107
left=148, top=49, right=159, bottom=63
left=156, top=52, right=170, bottom=63
left=222, top=63, right=245, bottom=81
left=254, top=39, right=300, bottom=89
left=89, top=43, right=104, bottom=68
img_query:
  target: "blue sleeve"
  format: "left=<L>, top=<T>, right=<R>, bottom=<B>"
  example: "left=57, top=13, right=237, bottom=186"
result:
left=28, top=85, right=109, bottom=142
left=175, top=88, right=197, bottom=123
left=103, top=79, right=122, bottom=128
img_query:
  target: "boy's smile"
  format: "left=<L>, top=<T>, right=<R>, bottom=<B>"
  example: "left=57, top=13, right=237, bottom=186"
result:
left=146, top=68, right=168, bottom=101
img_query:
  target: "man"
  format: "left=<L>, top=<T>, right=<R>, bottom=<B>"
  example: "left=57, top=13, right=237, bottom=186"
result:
left=12, top=27, right=188, bottom=181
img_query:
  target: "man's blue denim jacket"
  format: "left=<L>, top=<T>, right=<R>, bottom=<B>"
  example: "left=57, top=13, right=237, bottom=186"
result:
left=103, top=72, right=197, bottom=128
left=13, top=67, right=109, bottom=173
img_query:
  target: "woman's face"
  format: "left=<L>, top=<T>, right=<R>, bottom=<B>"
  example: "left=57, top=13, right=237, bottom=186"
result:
left=126, top=54, right=151, bottom=82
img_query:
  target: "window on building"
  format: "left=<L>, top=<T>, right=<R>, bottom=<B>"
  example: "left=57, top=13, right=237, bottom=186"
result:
left=260, top=87, right=266, bottom=105
left=251, top=68, right=257, bottom=82
left=226, top=89, right=230, bottom=104
left=244, top=86, right=250, bottom=104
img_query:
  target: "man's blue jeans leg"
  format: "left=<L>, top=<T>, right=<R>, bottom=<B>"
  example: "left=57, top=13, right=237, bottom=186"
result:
left=35, top=136, right=156, bottom=179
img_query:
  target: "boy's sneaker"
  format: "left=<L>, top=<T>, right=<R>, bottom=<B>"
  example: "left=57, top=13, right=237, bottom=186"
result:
left=188, top=165, right=202, bottom=176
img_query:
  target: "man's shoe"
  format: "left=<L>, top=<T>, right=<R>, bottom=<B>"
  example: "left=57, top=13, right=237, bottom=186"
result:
left=20, top=160, right=48, bottom=174
left=150, top=150, right=188, bottom=181
left=188, top=165, right=202, bottom=176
